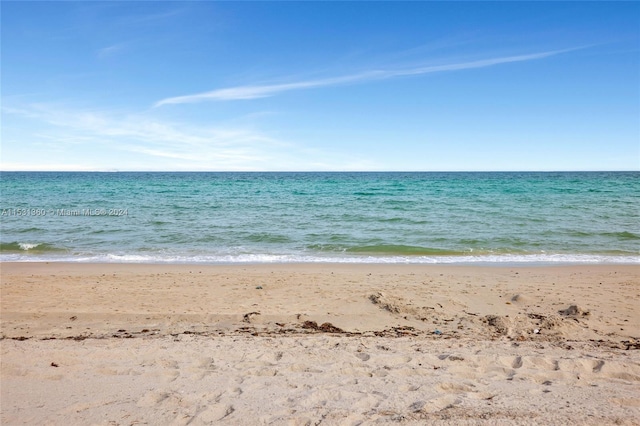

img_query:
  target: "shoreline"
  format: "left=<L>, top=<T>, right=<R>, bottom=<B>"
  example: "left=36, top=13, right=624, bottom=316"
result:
left=2, top=262, right=639, bottom=424
left=2, top=254, right=639, bottom=266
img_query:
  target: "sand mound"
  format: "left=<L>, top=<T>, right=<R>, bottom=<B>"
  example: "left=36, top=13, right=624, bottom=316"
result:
left=510, top=294, right=528, bottom=303
left=559, top=305, right=590, bottom=317
left=368, top=292, right=435, bottom=319
left=481, top=313, right=582, bottom=340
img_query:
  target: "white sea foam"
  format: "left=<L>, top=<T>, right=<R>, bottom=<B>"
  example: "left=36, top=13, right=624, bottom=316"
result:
left=2, top=252, right=638, bottom=265
left=18, top=243, right=39, bottom=251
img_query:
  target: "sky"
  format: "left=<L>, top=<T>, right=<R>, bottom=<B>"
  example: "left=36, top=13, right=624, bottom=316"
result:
left=2, top=1, right=639, bottom=172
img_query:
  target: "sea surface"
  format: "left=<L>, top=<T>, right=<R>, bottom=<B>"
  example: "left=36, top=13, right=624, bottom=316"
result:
left=1, top=172, right=638, bottom=264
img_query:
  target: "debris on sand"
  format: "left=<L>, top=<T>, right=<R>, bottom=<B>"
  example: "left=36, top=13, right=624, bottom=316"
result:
left=369, top=292, right=400, bottom=314
left=243, top=312, right=261, bottom=323
left=301, top=321, right=344, bottom=333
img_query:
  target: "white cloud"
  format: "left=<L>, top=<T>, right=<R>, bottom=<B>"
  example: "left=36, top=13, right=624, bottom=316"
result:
left=2, top=104, right=367, bottom=171
left=154, top=48, right=577, bottom=106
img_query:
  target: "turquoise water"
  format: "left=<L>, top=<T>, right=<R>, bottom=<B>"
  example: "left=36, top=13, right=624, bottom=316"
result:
left=1, top=172, right=638, bottom=264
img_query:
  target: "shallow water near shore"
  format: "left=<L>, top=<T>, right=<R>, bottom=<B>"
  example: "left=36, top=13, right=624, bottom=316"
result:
left=1, top=171, right=638, bottom=264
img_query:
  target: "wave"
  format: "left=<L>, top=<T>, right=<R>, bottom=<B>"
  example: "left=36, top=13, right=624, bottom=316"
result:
left=602, top=231, right=640, bottom=240
left=1, top=251, right=638, bottom=265
left=0, top=241, right=68, bottom=253
left=15, top=227, right=45, bottom=234
left=346, top=244, right=463, bottom=256
left=565, top=230, right=640, bottom=240
left=246, top=233, right=293, bottom=244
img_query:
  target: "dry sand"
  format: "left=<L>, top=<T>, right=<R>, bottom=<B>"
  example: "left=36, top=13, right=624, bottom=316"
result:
left=1, top=262, right=639, bottom=425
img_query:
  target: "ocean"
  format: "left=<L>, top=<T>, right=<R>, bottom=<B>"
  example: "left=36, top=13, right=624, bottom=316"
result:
left=1, top=171, right=638, bottom=264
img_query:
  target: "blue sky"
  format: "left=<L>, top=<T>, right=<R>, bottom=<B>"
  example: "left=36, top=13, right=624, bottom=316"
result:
left=2, top=1, right=638, bottom=171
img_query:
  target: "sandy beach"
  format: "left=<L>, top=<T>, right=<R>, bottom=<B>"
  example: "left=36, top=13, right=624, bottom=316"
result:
left=1, top=262, right=639, bottom=425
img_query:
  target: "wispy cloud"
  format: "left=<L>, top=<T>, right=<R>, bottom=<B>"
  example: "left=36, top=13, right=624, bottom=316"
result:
left=2, top=104, right=289, bottom=169
left=5, top=104, right=276, bottom=147
left=117, top=9, right=183, bottom=27
left=155, top=48, right=577, bottom=107
left=3, top=103, right=368, bottom=171
left=97, top=43, right=127, bottom=59
left=0, top=162, right=102, bottom=172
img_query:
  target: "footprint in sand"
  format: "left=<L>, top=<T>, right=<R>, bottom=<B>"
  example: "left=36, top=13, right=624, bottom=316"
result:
left=512, top=356, right=523, bottom=369
left=193, top=357, right=217, bottom=379
left=420, top=395, right=460, bottom=414
left=356, top=352, right=371, bottom=361
left=136, top=390, right=171, bottom=407
left=592, top=360, right=605, bottom=373
left=400, top=384, right=421, bottom=392
left=437, top=382, right=474, bottom=393
left=195, top=404, right=235, bottom=422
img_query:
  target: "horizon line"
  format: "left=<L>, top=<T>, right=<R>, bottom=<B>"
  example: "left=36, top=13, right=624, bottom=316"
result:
left=2, top=169, right=637, bottom=173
